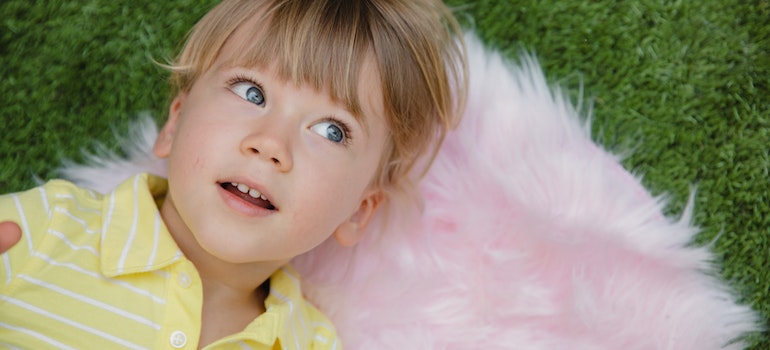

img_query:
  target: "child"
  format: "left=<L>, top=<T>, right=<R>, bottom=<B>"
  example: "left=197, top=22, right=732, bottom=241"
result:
left=0, top=0, right=466, bottom=348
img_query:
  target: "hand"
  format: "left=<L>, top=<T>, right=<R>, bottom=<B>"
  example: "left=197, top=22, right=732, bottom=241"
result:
left=0, top=221, right=21, bottom=254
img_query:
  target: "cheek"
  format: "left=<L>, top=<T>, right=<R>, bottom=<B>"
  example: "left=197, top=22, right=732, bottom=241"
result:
left=168, top=142, right=208, bottom=175
left=169, top=119, right=226, bottom=172
left=294, top=170, right=365, bottom=224
left=192, top=156, right=207, bottom=171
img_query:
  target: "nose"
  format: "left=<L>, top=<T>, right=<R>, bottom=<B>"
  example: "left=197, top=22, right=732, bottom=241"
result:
left=240, top=125, right=294, bottom=172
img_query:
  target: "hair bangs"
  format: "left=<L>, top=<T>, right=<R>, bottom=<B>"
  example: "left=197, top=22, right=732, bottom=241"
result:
left=225, top=0, right=375, bottom=120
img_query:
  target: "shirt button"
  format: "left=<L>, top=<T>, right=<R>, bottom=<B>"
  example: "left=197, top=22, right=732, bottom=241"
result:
left=170, top=330, right=188, bottom=348
left=177, top=272, right=192, bottom=288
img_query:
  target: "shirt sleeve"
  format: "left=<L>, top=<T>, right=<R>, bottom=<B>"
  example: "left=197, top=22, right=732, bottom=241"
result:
left=0, top=184, right=54, bottom=288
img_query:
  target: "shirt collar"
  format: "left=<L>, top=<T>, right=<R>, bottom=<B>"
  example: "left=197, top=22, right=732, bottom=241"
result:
left=236, top=266, right=317, bottom=349
left=99, top=173, right=183, bottom=277
left=98, top=175, right=325, bottom=349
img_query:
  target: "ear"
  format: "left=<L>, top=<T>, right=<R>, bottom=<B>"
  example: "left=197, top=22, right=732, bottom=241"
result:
left=153, top=93, right=186, bottom=159
left=333, top=189, right=384, bottom=247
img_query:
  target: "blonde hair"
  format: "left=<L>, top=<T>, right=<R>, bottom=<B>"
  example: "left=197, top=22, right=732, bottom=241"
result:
left=169, top=0, right=467, bottom=198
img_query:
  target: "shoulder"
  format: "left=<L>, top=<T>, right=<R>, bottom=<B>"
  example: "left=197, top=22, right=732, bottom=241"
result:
left=302, top=299, right=340, bottom=350
left=293, top=286, right=339, bottom=350
left=0, top=175, right=150, bottom=257
left=267, top=266, right=341, bottom=349
left=0, top=179, right=103, bottom=285
left=0, top=179, right=101, bottom=211
left=0, top=179, right=100, bottom=230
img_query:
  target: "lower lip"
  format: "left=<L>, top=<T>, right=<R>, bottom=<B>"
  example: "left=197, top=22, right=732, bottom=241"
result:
left=217, top=185, right=275, bottom=217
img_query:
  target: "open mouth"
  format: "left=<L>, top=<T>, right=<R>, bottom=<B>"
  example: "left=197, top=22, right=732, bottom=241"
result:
left=219, top=182, right=277, bottom=211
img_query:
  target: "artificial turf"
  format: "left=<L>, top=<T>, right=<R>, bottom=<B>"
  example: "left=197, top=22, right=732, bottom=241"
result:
left=1, top=1, right=768, bottom=348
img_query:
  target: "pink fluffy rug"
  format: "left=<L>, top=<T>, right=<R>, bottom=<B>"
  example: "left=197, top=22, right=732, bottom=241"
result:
left=60, top=35, right=759, bottom=349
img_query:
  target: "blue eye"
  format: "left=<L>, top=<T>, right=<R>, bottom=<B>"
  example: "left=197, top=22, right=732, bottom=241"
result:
left=231, top=82, right=265, bottom=106
left=311, top=120, right=348, bottom=144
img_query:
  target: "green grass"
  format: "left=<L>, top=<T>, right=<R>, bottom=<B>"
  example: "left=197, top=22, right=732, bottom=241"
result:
left=2, top=1, right=769, bottom=348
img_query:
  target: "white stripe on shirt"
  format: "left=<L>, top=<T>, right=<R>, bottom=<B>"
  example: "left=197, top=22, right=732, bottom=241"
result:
left=0, top=295, right=149, bottom=350
left=100, top=192, right=116, bottom=256
left=12, top=195, right=34, bottom=255
left=237, top=341, right=254, bottom=350
left=46, top=229, right=99, bottom=256
left=0, top=321, right=78, bottom=350
left=3, top=253, right=11, bottom=285
left=54, top=194, right=101, bottom=214
left=117, top=176, right=142, bottom=273
left=279, top=268, right=311, bottom=348
left=54, top=207, right=99, bottom=234
left=271, top=290, right=301, bottom=350
left=146, top=212, right=162, bottom=269
left=37, top=187, right=50, bottom=219
left=31, top=251, right=166, bottom=305
left=17, top=274, right=161, bottom=331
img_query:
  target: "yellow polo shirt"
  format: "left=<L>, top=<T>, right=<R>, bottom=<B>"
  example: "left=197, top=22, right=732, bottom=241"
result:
left=0, top=173, right=339, bottom=349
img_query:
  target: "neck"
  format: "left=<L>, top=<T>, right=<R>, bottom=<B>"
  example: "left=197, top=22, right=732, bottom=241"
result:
left=158, top=195, right=292, bottom=348
left=184, top=240, right=280, bottom=296
left=177, top=236, right=276, bottom=347
left=158, top=196, right=287, bottom=301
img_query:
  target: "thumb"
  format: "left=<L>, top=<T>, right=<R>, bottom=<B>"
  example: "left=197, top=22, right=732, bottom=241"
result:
left=0, top=221, right=22, bottom=254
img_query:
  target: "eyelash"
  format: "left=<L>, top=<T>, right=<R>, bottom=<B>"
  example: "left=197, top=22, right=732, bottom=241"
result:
left=227, top=74, right=354, bottom=146
left=227, top=74, right=266, bottom=100
left=321, top=116, right=354, bottom=146
left=227, top=74, right=262, bottom=87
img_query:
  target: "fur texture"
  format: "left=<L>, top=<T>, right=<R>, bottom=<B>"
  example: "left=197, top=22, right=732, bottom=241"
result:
left=60, top=35, right=759, bottom=349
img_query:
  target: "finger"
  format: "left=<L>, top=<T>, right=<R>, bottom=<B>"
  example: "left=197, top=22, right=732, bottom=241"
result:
left=0, top=221, right=22, bottom=254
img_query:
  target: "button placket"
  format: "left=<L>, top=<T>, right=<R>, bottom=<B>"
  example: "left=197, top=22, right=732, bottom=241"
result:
left=163, top=263, right=201, bottom=350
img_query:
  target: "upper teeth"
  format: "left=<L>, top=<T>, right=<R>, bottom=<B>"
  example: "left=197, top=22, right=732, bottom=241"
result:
left=231, top=182, right=267, bottom=201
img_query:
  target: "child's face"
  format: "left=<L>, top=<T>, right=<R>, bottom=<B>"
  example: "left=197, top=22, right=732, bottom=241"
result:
left=152, top=30, right=388, bottom=265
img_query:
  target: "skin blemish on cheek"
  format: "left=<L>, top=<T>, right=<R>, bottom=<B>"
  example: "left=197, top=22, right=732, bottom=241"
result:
left=193, top=157, right=206, bottom=170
